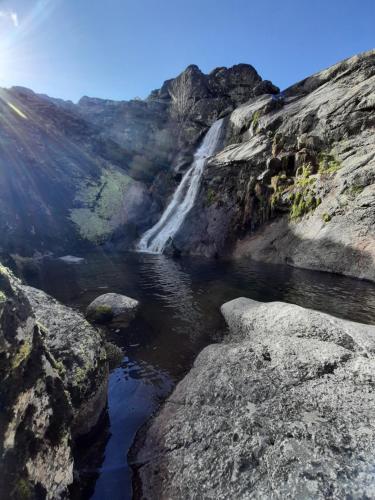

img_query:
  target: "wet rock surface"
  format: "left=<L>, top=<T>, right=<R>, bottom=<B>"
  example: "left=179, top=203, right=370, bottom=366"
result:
left=176, top=50, right=375, bottom=280
left=0, top=264, right=109, bottom=498
left=135, top=297, right=375, bottom=499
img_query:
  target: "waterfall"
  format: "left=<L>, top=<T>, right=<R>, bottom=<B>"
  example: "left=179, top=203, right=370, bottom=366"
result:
left=137, top=118, right=224, bottom=254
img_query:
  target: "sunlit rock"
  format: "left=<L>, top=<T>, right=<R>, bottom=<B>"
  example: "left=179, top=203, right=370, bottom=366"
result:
left=86, top=292, right=139, bottom=326
left=135, top=297, right=375, bottom=499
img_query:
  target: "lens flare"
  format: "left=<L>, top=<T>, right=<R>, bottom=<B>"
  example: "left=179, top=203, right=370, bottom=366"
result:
left=6, top=101, right=28, bottom=119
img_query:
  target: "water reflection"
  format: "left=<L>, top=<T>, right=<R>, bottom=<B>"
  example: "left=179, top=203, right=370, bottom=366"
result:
left=20, top=251, right=375, bottom=500
left=138, top=254, right=202, bottom=338
left=91, top=357, right=172, bottom=500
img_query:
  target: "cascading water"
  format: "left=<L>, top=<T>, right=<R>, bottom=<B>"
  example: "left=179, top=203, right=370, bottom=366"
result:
left=137, top=118, right=224, bottom=253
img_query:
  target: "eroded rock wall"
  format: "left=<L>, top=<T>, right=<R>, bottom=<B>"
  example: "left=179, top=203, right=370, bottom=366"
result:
left=175, top=50, right=375, bottom=280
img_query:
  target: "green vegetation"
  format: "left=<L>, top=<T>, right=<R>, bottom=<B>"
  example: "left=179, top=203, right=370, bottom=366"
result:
left=318, top=153, right=341, bottom=175
left=289, top=164, right=321, bottom=220
left=90, top=304, right=113, bottom=323
left=12, top=341, right=32, bottom=370
left=70, top=169, right=131, bottom=243
left=105, top=341, right=124, bottom=369
left=0, top=291, right=6, bottom=302
left=12, top=478, right=32, bottom=500
left=0, top=264, right=9, bottom=276
left=290, top=191, right=321, bottom=220
left=73, top=367, right=87, bottom=385
left=268, top=163, right=323, bottom=220
left=295, top=164, right=314, bottom=185
left=346, top=184, right=364, bottom=198
left=52, top=359, right=66, bottom=377
left=206, top=188, right=216, bottom=205
left=268, top=151, right=342, bottom=221
left=252, top=110, right=260, bottom=132
left=322, top=212, right=332, bottom=223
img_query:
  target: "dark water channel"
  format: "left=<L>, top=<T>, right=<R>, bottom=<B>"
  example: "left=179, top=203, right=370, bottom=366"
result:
left=23, top=251, right=375, bottom=499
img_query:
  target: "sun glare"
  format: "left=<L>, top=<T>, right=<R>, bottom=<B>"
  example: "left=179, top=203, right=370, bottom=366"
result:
left=6, top=101, right=28, bottom=119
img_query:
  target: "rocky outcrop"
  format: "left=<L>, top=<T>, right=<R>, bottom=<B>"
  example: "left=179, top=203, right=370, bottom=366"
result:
left=0, top=64, right=276, bottom=257
left=78, top=64, right=277, bottom=178
left=135, top=297, right=375, bottom=499
left=76, top=64, right=277, bottom=247
left=175, top=50, right=375, bottom=280
left=0, top=265, right=108, bottom=498
left=86, top=292, right=139, bottom=326
left=22, top=285, right=109, bottom=437
left=0, top=86, right=151, bottom=255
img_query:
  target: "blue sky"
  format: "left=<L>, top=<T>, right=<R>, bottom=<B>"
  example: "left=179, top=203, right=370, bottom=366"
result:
left=0, top=0, right=373, bottom=102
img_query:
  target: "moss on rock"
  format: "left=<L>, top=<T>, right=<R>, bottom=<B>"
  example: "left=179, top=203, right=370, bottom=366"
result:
left=11, top=341, right=32, bottom=370
left=89, top=305, right=114, bottom=323
left=70, top=168, right=132, bottom=243
left=206, top=188, right=217, bottom=205
left=11, top=478, right=33, bottom=500
left=105, top=342, right=124, bottom=370
left=346, top=184, right=364, bottom=198
left=251, top=110, right=260, bottom=132
left=318, top=153, right=341, bottom=175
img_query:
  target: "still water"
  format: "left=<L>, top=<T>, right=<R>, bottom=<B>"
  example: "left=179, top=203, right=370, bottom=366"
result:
left=23, top=251, right=375, bottom=499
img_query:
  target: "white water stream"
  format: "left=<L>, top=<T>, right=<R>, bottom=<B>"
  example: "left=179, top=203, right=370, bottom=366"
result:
left=137, top=118, right=224, bottom=253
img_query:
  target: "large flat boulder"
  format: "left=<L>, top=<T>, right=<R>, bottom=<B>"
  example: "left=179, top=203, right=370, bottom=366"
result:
left=135, top=298, right=375, bottom=499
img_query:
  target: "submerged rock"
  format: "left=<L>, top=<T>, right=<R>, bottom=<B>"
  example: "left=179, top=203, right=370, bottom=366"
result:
left=58, top=255, right=85, bottom=264
left=0, top=264, right=109, bottom=498
left=135, top=298, right=375, bottom=499
left=86, top=292, right=139, bottom=325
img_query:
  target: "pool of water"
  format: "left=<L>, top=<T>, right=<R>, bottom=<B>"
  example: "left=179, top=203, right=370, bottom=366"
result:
left=22, top=251, right=375, bottom=499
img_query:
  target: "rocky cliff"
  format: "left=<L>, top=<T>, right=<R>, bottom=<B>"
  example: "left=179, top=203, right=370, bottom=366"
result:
left=135, top=297, right=375, bottom=499
left=0, top=86, right=134, bottom=254
left=174, top=50, right=375, bottom=280
left=0, top=264, right=108, bottom=498
left=1, top=51, right=373, bottom=278
left=0, top=64, right=275, bottom=257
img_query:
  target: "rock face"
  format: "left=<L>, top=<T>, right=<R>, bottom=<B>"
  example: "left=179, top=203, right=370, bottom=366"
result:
left=1, top=52, right=373, bottom=281
left=0, top=265, right=108, bottom=498
left=135, top=297, right=375, bottom=499
left=175, top=50, right=375, bottom=281
left=78, top=64, right=277, bottom=176
left=86, top=292, right=139, bottom=326
left=0, top=64, right=276, bottom=257
left=0, top=86, right=149, bottom=255
left=22, top=285, right=109, bottom=437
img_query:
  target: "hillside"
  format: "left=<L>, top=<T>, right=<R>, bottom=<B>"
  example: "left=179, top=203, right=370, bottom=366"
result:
left=0, top=65, right=274, bottom=256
